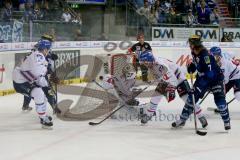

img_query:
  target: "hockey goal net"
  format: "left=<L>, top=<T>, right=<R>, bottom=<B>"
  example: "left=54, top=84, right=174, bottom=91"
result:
left=110, top=53, right=136, bottom=78
left=59, top=53, right=138, bottom=121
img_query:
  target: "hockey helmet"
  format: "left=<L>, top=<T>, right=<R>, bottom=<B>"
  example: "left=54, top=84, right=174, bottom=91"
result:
left=139, top=50, right=155, bottom=63
left=37, top=39, right=52, bottom=50
left=210, top=46, right=222, bottom=57
left=188, top=35, right=202, bottom=47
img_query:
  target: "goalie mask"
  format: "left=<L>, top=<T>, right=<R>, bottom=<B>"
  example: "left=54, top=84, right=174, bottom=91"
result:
left=122, top=64, right=136, bottom=80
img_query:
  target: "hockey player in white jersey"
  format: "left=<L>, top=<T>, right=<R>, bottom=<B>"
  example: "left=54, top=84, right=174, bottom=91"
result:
left=12, top=39, right=53, bottom=129
left=210, top=47, right=240, bottom=102
left=138, top=50, right=208, bottom=126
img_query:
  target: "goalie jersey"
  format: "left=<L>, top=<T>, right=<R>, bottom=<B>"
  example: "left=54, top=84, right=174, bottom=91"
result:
left=13, top=51, right=49, bottom=87
left=99, top=73, right=136, bottom=101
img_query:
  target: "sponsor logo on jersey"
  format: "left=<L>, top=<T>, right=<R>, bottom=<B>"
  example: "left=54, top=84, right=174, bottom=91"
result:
left=204, top=56, right=210, bottom=64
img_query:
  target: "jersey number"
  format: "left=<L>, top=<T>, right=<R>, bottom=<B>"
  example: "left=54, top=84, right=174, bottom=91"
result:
left=208, top=65, right=211, bottom=71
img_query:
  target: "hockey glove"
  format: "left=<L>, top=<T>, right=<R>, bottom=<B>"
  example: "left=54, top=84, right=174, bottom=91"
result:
left=165, top=84, right=176, bottom=102
left=187, top=62, right=196, bottom=73
left=166, top=90, right=176, bottom=102
left=50, top=53, right=58, bottom=61
left=49, top=73, right=60, bottom=84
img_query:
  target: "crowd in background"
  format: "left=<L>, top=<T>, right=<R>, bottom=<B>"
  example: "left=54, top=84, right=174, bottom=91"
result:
left=0, top=0, right=82, bottom=25
left=134, top=0, right=220, bottom=25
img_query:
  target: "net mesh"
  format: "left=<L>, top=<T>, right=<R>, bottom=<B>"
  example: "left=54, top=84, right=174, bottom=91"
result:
left=111, top=53, right=136, bottom=77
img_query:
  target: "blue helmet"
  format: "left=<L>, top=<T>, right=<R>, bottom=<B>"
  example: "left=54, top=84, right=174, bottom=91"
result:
left=139, top=50, right=155, bottom=63
left=37, top=39, right=52, bottom=50
left=210, top=46, right=222, bottom=57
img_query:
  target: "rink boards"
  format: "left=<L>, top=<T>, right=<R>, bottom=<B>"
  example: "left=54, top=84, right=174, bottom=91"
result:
left=0, top=41, right=240, bottom=96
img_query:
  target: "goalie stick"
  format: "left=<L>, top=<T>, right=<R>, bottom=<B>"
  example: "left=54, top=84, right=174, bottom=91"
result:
left=89, top=85, right=148, bottom=126
left=190, top=73, right=207, bottom=136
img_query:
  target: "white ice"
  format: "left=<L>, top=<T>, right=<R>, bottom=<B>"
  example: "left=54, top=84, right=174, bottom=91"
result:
left=0, top=88, right=240, bottom=160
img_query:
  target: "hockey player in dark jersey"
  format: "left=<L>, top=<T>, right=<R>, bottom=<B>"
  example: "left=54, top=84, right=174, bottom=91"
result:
left=128, top=33, right=152, bottom=82
left=172, top=35, right=231, bottom=130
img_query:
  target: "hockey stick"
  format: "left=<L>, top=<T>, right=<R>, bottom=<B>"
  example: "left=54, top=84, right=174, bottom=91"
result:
left=198, top=91, right=210, bottom=105
left=0, top=64, right=5, bottom=83
left=89, top=86, right=148, bottom=126
left=190, top=73, right=207, bottom=136
left=52, top=60, right=59, bottom=114
left=207, top=97, right=235, bottom=114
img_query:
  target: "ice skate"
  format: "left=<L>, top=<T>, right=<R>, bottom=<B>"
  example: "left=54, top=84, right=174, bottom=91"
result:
left=172, top=119, right=185, bottom=128
left=22, top=105, right=33, bottom=111
left=199, top=116, right=208, bottom=128
left=40, top=116, right=53, bottom=129
left=224, top=122, right=231, bottom=131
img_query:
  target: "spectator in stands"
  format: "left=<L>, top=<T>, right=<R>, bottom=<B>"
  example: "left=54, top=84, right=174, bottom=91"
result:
left=169, top=6, right=177, bottom=23
left=1, top=1, right=13, bottom=22
left=148, top=6, right=158, bottom=24
left=133, top=0, right=144, bottom=8
left=185, top=9, right=198, bottom=26
left=137, top=0, right=150, bottom=17
left=210, top=6, right=219, bottom=25
left=61, top=8, right=71, bottom=22
left=41, top=1, right=50, bottom=20
left=32, top=3, right=44, bottom=20
left=147, top=0, right=155, bottom=6
left=221, top=34, right=233, bottom=42
left=205, top=0, right=216, bottom=10
left=23, top=2, right=34, bottom=22
left=72, top=12, right=82, bottom=25
left=184, top=0, right=194, bottom=12
left=196, top=0, right=211, bottom=24
left=19, top=0, right=26, bottom=11
left=74, top=29, right=84, bottom=41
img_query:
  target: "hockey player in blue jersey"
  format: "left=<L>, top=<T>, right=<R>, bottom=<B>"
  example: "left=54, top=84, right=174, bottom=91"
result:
left=13, top=39, right=54, bottom=129
left=172, top=35, right=231, bottom=130
left=210, top=46, right=240, bottom=103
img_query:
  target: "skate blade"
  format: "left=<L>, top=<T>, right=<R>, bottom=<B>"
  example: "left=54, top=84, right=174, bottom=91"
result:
left=42, top=125, right=53, bottom=130
left=21, top=109, right=33, bottom=113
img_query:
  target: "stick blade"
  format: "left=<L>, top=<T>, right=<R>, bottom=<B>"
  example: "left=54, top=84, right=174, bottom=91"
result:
left=89, top=122, right=100, bottom=126
left=196, top=130, right=207, bottom=136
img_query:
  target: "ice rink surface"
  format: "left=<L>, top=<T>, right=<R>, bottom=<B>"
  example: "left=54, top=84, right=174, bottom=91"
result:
left=0, top=90, right=240, bottom=160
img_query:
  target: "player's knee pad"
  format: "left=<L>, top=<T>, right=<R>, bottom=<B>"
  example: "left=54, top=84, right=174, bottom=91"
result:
left=177, top=80, right=191, bottom=97
left=31, top=87, right=45, bottom=104
left=234, top=91, right=240, bottom=101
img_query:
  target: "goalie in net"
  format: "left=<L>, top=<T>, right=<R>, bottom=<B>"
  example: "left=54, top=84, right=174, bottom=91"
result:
left=96, top=54, right=144, bottom=119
